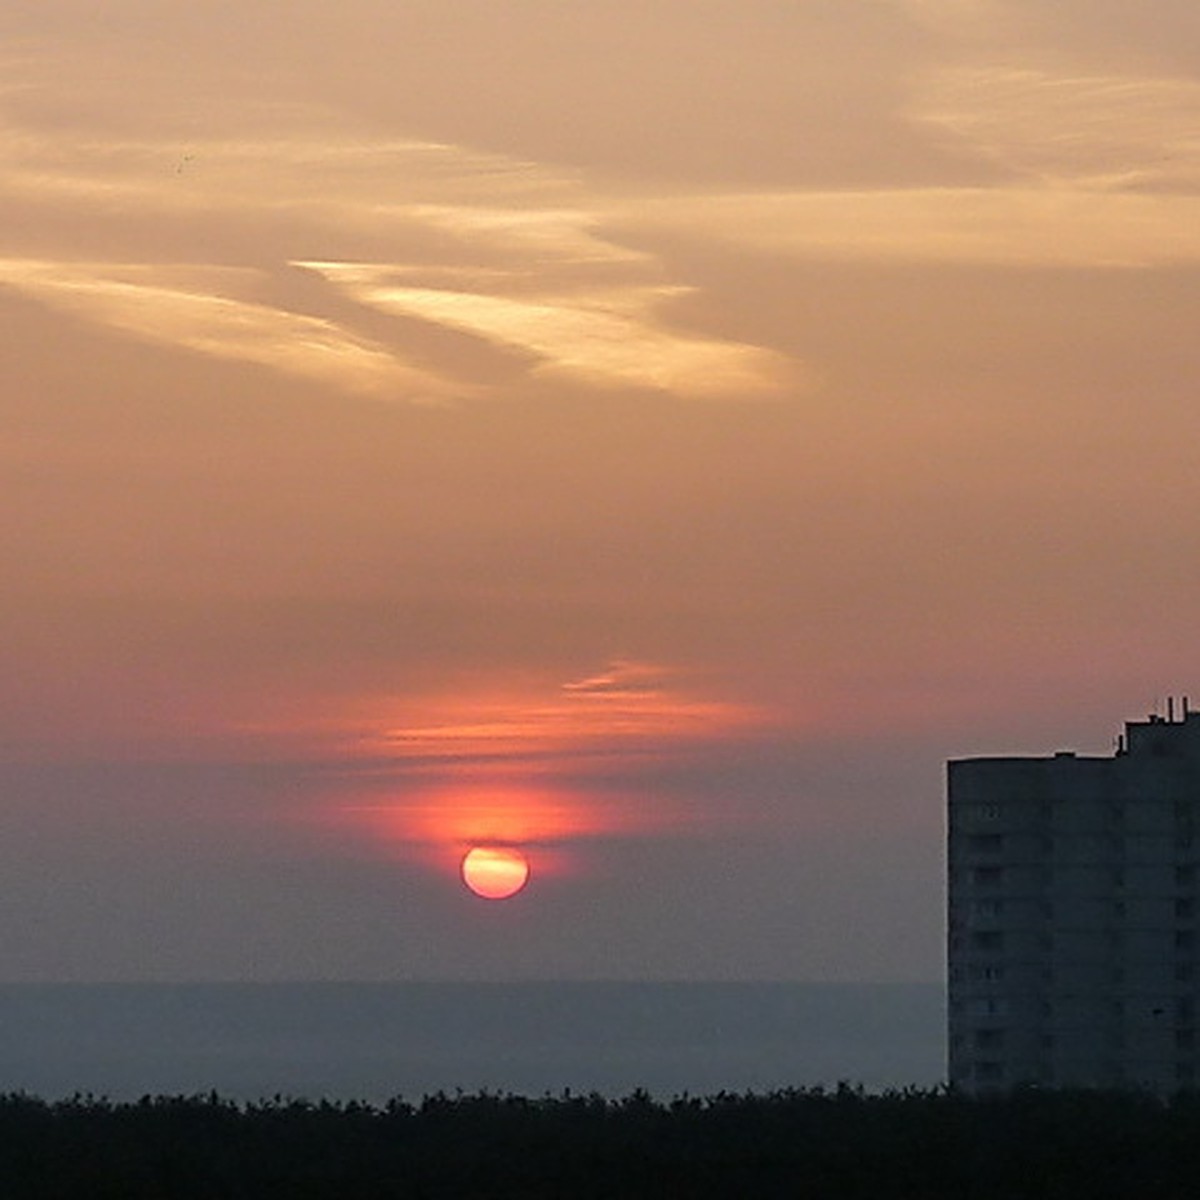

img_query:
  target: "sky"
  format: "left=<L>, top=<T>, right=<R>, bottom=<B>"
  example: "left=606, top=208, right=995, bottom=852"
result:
left=3, top=0, right=1200, bottom=982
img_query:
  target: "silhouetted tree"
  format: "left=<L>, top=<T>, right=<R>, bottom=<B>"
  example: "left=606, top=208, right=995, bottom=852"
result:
left=0, top=1086, right=1198, bottom=1197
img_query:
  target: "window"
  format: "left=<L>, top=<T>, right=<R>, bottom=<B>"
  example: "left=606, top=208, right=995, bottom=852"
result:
left=971, top=931, right=1004, bottom=952
left=1176, top=930, right=1195, bottom=951
left=1177, top=898, right=1195, bottom=920
left=973, top=867, right=1003, bottom=887
left=976, top=1062, right=1003, bottom=1083
left=970, top=998, right=1008, bottom=1017
left=968, top=834, right=1003, bottom=854
left=1177, top=865, right=1196, bottom=888
left=974, top=1029, right=1005, bottom=1050
left=970, top=965, right=1005, bottom=982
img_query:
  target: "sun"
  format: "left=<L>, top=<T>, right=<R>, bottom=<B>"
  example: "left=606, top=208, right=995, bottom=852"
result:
left=461, top=846, right=530, bottom=900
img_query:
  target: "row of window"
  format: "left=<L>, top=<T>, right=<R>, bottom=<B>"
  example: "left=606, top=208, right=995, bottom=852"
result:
left=957, top=1059, right=1199, bottom=1087
left=957, top=959, right=1200, bottom=981
left=964, top=865, right=1198, bottom=887
left=954, top=896, right=1198, bottom=919
left=955, top=928, right=1200, bottom=952
left=951, top=962, right=1200, bottom=985
left=953, top=998, right=1197, bottom=1023
left=961, top=1034, right=1200, bottom=1053
left=960, top=801, right=1200, bottom=825
left=959, top=834, right=1200, bottom=857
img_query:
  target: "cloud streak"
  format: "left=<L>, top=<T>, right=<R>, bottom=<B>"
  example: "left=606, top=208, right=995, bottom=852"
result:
left=365, top=659, right=767, bottom=769
left=330, top=660, right=773, bottom=853
left=296, top=262, right=792, bottom=398
left=588, top=53, right=1199, bottom=271
left=0, top=70, right=796, bottom=404
left=0, top=259, right=460, bottom=401
left=913, top=67, right=1200, bottom=190
left=625, top=185, right=1200, bottom=269
left=619, top=63, right=1200, bottom=271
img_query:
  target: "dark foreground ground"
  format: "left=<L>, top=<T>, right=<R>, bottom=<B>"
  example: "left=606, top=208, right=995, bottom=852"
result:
left=1, top=1086, right=1198, bottom=1198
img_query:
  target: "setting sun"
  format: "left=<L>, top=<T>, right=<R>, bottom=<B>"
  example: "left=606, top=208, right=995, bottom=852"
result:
left=461, top=847, right=531, bottom=900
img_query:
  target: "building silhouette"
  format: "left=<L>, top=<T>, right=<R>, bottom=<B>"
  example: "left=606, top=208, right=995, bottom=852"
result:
left=948, top=701, right=1200, bottom=1093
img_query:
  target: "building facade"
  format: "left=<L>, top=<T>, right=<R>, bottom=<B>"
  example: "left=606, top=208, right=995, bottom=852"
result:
left=948, top=703, right=1200, bottom=1094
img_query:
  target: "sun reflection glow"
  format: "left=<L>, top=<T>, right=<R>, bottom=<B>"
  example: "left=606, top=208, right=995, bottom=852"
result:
left=330, top=659, right=772, bottom=887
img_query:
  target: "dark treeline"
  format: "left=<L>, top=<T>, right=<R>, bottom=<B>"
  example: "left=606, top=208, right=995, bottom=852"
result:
left=1, top=1085, right=1199, bottom=1198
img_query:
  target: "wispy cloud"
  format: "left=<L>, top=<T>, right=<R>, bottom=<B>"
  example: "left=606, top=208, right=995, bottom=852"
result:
left=0, top=67, right=796, bottom=404
left=582, top=46, right=1200, bottom=273
left=560, top=659, right=669, bottom=696
left=0, top=259, right=459, bottom=401
left=334, top=660, right=773, bottom=850
left=913, top=67, right=1200, bottom=190
left=625, top=185, right=1200, bottom=269
left=297, top=261, right=792, bottom=398
left=618, top=60, right=1200, bottom=272
left=368, top=659, right=766, bottom=768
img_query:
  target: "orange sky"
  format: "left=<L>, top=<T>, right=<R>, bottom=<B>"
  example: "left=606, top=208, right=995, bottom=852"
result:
left=2, top=1, right=1199, bottom=980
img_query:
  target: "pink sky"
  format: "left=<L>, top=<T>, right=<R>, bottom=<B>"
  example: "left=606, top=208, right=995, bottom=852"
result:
left=2, top=1, right=1199, bottom=980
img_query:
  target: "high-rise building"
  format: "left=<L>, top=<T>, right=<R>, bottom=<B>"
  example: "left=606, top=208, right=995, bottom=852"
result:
left=947, top=702, right=1200, bottom=1094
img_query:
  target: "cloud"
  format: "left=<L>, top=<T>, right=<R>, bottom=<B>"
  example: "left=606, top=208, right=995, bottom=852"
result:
left=612, top=59, right=1200, bottom=271
left=330, top=659, right=774, bottom=850
left=396, top=203, right=651, bottom=269
left=0, top=259, right=460, bottom=401
left=620, top=60, right=1200, bottom=272
left=624, top=185, right=1200, bottom=269
left=360, top=659, right=767, bottom=768
left=0, top=52, right=800, bottom=405
left=913, top=66, right=1200, bottom=190
left=561, top=659, right=670, bottom=696
left=297, top=261, right=792, bottom=399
